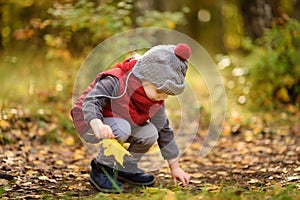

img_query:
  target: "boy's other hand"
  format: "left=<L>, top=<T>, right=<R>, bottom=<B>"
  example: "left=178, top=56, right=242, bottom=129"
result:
left=168, top=158, right=190, bottom=186
left=171, top=167, right=190, bottom=186
left=89, top=118, right=115, bottom=139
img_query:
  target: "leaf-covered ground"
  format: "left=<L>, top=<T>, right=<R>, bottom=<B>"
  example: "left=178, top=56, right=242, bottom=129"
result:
left=0, top=108, right=300, bottom=199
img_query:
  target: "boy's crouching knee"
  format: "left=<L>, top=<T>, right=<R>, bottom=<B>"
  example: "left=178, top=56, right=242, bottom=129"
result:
left=143, top=134, right=159, bottom=147
left=135, top=123, right=158, bottom=146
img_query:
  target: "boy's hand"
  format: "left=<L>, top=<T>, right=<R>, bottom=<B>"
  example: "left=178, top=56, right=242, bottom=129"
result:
left=89, top=118, right=115, bottom=139
left=168, top=158, right=190, bottom=186
left=170, top=166, right=190, bottom=186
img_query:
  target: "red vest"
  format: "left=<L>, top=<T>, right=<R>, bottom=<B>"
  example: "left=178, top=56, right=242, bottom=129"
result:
left=71, top=58, right=164, bottom=136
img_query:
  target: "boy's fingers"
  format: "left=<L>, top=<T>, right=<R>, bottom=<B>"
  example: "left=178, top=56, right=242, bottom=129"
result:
left=184, top=175, right=190, bottom=186
left=108, top=133, right=115, bottom=139
left=173, top=177, right=177, bottom=186
left=104, top=125, right=113, bottom=135
left=180, top=177, right=187, bottom=186
left=179, top=175, right=190, bottom=186
left=104, top=126, right=114, bottom=139
left=185, top=174, right=190, bottom=183
left=184, top=178, right=189, bottom=186
left=94, top=131, right=102, bottom=139
left=104, top=128, right=115, bottom=139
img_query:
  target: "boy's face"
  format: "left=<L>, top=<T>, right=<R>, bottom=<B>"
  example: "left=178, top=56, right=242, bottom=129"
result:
left=142, top=80, right=169, bottom=101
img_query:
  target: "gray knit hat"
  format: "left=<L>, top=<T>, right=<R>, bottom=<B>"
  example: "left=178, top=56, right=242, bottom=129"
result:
left=132, top=43, right=191, bottom=95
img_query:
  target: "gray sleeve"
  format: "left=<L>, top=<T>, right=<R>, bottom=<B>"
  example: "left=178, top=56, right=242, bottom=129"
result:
left=151, top=106, right=179, bottom=160
left=82, top=75, right=119, bottom=125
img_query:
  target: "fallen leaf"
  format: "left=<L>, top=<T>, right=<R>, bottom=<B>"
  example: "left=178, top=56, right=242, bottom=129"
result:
left=26, top=170, right=38, bottom=176
left=204, top=184, right=221, bottom=192
left=38, top=175, right=49, bottom=181
left=191, top=172, right=204, bottom=178
left=287, top=176, right=300, bottom=181
left=68, top=185, right=77, bottom=190
left=294, top=167, right=300, bottom=172
left=47, top=179, right=57, bottom=183
left=73, top=149, right=84, bottom=161
left=247, top=179, right=261, bottom=184
left=190, top=179, right=202, bottom=184
left=64, top=136, right=75, bottom=146
left=163, top=189, right=176, bottom=200
left=55, top=160, right=64, bottom=165
left=0, top=179, right=9, bottom=185
left=22, top=182, right=32, bottom=186
left=0, top=119, right=11, bottom=130
left=100, top=139, right=132, bottom=167
left=144, top=187, right=164, bottom=194
left=217, top=171, right=228, bottom=176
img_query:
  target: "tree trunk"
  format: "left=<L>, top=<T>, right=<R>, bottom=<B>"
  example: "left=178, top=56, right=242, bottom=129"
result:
left=240, top=0, right=280, bottom=40
left=293, top=0, right=300, bottom=20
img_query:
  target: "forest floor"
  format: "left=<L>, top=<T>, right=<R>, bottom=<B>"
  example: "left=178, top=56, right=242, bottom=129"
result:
left=1, top=108, right=300, bottom=199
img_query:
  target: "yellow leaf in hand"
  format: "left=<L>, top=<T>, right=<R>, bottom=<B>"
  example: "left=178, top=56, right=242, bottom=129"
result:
left=99, top=139, right=132, bottom=167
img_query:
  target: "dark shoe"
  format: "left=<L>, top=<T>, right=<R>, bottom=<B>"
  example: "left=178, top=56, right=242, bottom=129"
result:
left=117, top=163, right=155, bottom=186
left=89, top=159, right=123, bottom=193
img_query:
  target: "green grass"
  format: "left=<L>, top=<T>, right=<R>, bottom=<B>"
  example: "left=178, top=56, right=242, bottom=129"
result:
left=1, top=182, right=298, bottom=199
left=83, top=184, right=300, bottom=200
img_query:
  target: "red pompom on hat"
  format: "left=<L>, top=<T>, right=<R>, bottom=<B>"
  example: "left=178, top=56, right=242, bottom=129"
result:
left=174, top=43, right=191, bottom=60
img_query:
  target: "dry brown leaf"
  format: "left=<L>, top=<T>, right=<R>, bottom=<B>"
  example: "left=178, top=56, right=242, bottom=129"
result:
left=55, top=160, right=64, bottom=165
left=0, top=120, right=11, bottom=130
left=64, top=136, right=75, bottom=146
left=247, top=179, right=261, bottom=184
left=287, top=176, right=300, bottom=181
left=38, top=175, right=49, bottom=181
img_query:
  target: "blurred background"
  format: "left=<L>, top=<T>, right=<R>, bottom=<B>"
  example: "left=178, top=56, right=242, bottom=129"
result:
left=0, top=0, right=299, bottom=144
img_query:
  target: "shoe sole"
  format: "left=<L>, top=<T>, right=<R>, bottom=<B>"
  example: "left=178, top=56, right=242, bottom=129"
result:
left=118, top=176, right=155, bottom=186
left=89, top=176, right=124, bottom=193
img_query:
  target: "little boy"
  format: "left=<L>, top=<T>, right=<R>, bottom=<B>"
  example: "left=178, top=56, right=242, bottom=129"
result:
left=71, top=43, right=191, bottom=193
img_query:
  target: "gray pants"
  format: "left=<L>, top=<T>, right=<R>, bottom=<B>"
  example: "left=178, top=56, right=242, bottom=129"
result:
left=85, top=117, right=159, bottom=170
